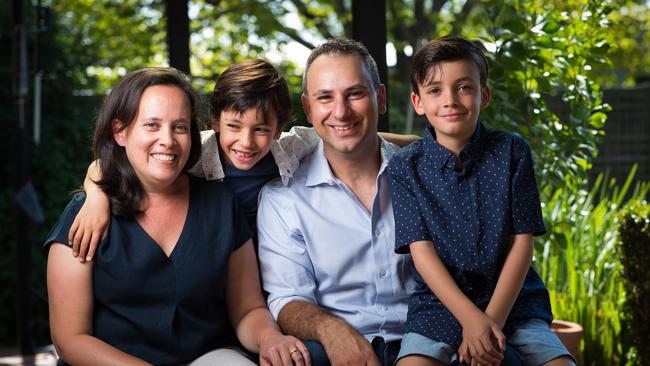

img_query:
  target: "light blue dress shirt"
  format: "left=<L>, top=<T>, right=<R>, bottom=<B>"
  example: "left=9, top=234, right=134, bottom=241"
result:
left=257, top=138, right=415, bottom=342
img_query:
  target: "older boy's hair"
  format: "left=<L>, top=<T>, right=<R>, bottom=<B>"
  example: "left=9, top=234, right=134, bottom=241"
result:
left=410, top=36, right=489, bottom=94
left=302, top=38, right=381, bottom=94
left=210, top=59, right=292, bottom=130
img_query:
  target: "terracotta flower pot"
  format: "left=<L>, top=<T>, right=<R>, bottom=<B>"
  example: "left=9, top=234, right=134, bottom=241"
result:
left=551, top=319, right=583, bottom=358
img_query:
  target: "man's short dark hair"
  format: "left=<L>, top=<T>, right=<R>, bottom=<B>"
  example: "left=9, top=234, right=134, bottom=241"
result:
left=302, top=38, right=381, bottom=94
left=410, top=36, right=489, bottom=94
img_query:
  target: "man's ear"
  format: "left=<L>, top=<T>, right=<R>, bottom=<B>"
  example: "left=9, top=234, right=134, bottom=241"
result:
left=377, top=84, right=387, bottom=115
left=301, top=94, right=312, bottom=126
left=112, top=120, right=126, bottom=146
left=410, top=92, right=425, bottom=116
left=480, top=85, right=491, bottom=109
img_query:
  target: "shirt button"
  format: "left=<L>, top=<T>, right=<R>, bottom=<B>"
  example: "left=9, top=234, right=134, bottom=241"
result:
left=375, top=230, right=381, bottom=237
left=383, top=305, right=389, bottom=311
left=379, top=269, right=387, bottom=277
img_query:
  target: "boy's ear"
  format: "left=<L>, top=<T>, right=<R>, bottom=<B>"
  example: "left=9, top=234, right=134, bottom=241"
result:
left=480, top=85, right=491, bottom=109
left=211, top=116, right=220, bottom=133
left=300, top=94, right=313, bottom=125
left=112, top=119, right=126, bottom=146
left=410, top=92, right=426, bottom=116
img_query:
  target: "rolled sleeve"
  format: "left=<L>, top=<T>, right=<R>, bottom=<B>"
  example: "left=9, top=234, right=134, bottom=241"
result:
left=257, top=182, right=318, bottom=319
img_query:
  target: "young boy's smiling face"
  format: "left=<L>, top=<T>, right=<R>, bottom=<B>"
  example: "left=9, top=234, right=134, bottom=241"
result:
left=214, top=107, right=281, bottom=170
left=411, top=59, right=490, bottom=151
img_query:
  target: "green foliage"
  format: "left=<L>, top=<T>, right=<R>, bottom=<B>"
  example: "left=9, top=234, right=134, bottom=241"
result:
left=477, top=0, right=612, bottom=193
left=535, top=167, right=650, bottom=365
left=618, top=199, right=650, bottom=365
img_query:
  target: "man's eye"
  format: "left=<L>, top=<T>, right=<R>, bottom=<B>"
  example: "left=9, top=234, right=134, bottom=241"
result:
left=316, top=95, right=332, bottom=102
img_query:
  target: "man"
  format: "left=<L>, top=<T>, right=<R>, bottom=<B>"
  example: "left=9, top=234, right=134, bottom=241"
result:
left=257, top=38, right=411, bottom=366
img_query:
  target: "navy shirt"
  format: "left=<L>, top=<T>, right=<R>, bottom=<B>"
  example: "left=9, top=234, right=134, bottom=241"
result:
left=388, top=122, right=552, bottom=347
left=44, top=177, right=251, bottom=366
left=221, top=143, right=280, bottom=240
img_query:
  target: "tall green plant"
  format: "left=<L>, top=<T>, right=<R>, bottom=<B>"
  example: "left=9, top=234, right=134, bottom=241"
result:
left=479, top=0, right=613, bottom=193
left=535, top=167, right=650, bottom=365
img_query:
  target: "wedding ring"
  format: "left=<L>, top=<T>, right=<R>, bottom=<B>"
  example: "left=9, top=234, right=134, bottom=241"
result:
left=289, top=347, right=300, bottom=354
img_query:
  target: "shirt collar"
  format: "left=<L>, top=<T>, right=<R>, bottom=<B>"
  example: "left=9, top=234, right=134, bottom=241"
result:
left=195, top=129, right=296, bottom=185
left=422, top=121, right=485, bottom=171
left=305, top=136, right=397, bottom=187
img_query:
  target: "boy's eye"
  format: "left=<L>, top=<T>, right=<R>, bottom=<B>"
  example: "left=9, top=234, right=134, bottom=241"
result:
left=458, top=84, right=473, bottom=92
left=226, top=123, right=239, bottom=129
left=427, top=88, right=440, bottom=94
left=255, top=127, right=272, bottom=134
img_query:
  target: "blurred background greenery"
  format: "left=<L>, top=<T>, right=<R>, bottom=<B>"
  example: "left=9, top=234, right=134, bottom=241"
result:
left=2, top=0, right=650, bottom=364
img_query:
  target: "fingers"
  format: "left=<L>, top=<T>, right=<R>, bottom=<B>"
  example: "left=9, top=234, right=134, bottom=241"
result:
left=458, top=342, right=470, bottom=364
left=296, top=342, right=311, bottom=366
left=69, top=219, right=80, bottom=257
left=473, top=338, right=503, bottom=365
left=289, top=347, right=305, bottom=366
left=492, top=326, right=506, bottom=353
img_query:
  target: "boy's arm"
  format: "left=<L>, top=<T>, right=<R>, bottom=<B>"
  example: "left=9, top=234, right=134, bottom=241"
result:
left=377, top=132, right=419, bottom=147
left=410, top=241, right=506, bottom=365
left=485, top=233, right=533, bottom=328
left=68, top=160, right=110, bottom=262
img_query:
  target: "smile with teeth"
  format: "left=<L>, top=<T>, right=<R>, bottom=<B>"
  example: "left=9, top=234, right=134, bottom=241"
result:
left=151, top=153, right=176, bottom=161
left=233, top=149, right=258, bottom=160
left=329, top=123, right=358, bottom=134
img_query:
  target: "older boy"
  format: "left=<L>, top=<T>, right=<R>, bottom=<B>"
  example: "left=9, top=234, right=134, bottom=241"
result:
left=389, top=36, right=574, bottom=366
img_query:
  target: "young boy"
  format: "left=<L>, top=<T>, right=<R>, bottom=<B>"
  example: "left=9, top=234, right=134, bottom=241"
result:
left=69, top=58, right=415, bottom=261
left=388, top=36, right=575, bottom=366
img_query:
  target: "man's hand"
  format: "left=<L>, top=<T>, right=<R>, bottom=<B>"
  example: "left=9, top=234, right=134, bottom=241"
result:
left=321, top=322, right=379, bottom=366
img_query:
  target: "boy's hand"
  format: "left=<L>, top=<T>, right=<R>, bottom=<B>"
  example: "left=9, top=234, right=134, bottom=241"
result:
left=459, top=312, right=505, bottom=365
left=68, top=194, right=109, bottom=263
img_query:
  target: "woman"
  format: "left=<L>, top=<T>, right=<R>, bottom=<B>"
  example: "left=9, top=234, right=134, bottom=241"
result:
left=45, top=67, right=309, bottom=366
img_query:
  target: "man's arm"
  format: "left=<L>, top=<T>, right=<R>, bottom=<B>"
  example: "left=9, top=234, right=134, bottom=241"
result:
left=278, top=301, right=378, bottom=366
left=257, top=185, right=379, bottom=366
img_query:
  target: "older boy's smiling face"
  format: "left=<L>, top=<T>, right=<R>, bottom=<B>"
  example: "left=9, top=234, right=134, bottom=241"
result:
left=411, top=59, right=490, bottom=151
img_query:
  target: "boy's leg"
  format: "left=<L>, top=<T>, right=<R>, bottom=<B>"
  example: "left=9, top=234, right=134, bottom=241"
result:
left=508, top=319, right=576, bottom=366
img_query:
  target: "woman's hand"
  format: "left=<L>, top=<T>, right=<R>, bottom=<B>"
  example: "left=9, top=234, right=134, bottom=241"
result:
left=258, top=332, right=311, bottom=366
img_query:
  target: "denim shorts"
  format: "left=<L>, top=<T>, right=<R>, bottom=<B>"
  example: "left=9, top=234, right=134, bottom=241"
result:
left=396, top=318, right=575, bottom=366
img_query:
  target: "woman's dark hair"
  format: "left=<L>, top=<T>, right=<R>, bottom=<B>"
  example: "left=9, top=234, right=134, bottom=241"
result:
left=210, top=59, right=292, bottom=131
left=92, top=67, right=201, bottom=219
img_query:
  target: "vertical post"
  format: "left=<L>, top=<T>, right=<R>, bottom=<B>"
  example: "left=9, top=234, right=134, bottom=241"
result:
left=164, top=0, right=191, bottom=75
left=352, top=0, right=389, bottom=131
left=12, top=0, right=34, bottom=355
